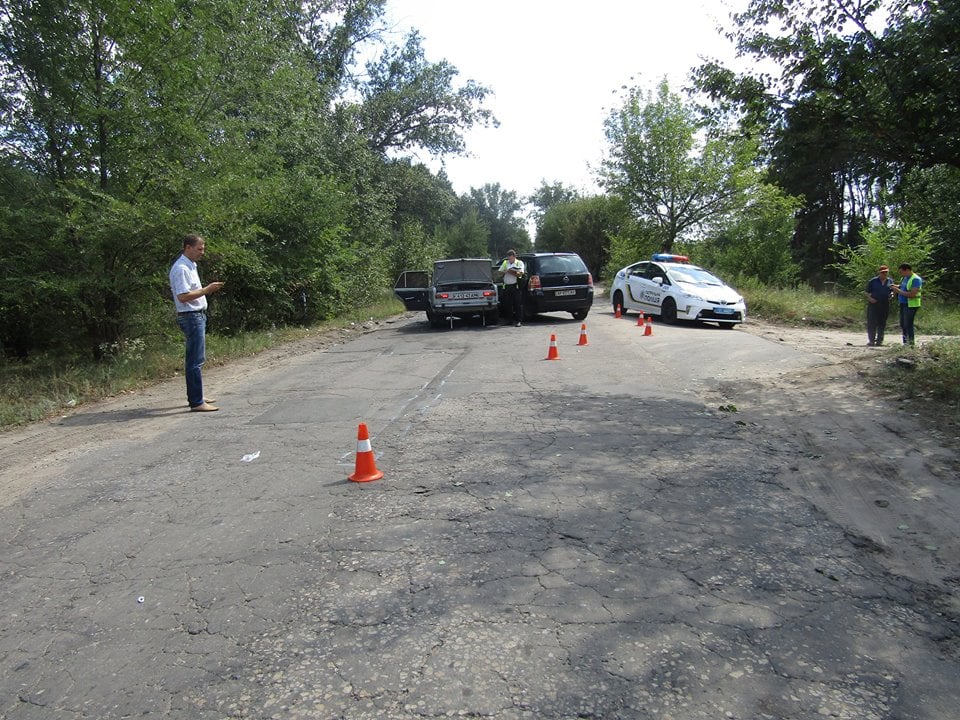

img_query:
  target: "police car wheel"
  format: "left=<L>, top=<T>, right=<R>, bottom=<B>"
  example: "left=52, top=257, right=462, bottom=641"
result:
left=661, top=297, right=678, bottom=324
left=612, top=290, right=624, bottom=314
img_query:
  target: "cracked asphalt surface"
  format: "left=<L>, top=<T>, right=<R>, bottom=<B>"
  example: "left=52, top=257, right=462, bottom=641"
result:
left=1, top=311, right=957, bottom=719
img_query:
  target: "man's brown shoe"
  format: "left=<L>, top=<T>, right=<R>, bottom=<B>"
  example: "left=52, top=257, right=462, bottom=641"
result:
left=190, top=402, right=219, bottom=412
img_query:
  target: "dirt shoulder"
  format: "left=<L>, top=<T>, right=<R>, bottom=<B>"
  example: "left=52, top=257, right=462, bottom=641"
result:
left=741, top=318, right=960, bottom=448
left=732, top=319, right=960, bottom=608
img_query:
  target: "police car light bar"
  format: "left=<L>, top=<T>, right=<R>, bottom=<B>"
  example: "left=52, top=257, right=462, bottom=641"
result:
left=652, top=253, right=689, bottom=263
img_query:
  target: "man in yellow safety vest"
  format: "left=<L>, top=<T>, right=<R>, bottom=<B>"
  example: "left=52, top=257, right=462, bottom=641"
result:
left=891, top=262, right=922, bottom=346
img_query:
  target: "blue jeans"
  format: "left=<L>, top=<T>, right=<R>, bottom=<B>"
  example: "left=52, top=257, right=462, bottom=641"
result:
left=899, top=304, right=918, bottom=346
left=176, top=312, right=206, bottom=407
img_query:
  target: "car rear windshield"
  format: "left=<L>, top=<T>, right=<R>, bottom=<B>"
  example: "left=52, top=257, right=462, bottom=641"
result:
left=535, top=256, right=588, bottom=274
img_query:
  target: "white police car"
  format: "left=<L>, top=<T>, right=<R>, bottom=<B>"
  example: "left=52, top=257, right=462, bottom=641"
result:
left=609, top=254, right=746, bottom=328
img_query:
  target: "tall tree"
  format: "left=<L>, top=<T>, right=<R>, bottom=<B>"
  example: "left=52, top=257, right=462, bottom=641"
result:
left=443, top=206, right=489, bottom=258
left=0, top=0, right=326, bottom=353
left=897, top=165, right=960, bottom=293
left=692, top=0, right=960, bottom=284
left=467, top=183, right=530, bottom=259
left=536, top=195, right=628, bottom=280
left=600, top=79, right=755, bottom=253
left=358, top=30, right=496, bottom=156
left=527, top=180, right=580, bottom=234
left=300, top=0, right=388, bottom=101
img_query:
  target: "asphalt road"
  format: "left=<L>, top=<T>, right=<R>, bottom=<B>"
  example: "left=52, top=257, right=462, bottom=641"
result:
left=1, top=310, right=957, bottom=719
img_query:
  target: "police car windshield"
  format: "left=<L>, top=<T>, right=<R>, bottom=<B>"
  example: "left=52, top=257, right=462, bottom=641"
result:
left=668, top=267, right=724, bottom=286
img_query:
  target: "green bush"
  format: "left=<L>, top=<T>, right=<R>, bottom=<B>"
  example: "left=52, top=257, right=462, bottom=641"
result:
left=830, top=222, right=940, bottom=292
left=698, top=183, right=802, bottom=287
left=604, top=221, right=662, bottom=277
left=738, top=280, right=859, bottom=326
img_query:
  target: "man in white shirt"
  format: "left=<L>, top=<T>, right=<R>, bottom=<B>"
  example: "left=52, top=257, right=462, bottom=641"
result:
left=498, top=249, right=526, bottom=327
left=169, top=234, right=224, bottom=412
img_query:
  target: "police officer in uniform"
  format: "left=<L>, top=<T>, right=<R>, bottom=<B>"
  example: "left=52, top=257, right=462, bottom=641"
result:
left=498, top=250, right=525, bottom=327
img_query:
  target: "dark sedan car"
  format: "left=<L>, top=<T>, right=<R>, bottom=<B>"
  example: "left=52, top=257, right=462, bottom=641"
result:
left=495, top=252, right=594, bottom=321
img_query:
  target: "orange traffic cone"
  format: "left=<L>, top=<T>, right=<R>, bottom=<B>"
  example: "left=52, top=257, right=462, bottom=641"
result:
left=644, top=315, right=653, bottom=336
left=545, top=333, right=560, bottom=360
left=577, top=323, right=589, bottom=346
left=348, top=422, right=384, bottom=482
left=615, top=304, right=622, bottom=319
left=636, top=310, right=645, bottom=327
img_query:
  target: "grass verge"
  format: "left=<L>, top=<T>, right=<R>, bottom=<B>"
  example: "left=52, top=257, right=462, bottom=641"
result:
left=871, top=338, right=960, bottom=405
left=0, top=296, right=407, bottom=429
left=740, top=279, right=960, bottom=335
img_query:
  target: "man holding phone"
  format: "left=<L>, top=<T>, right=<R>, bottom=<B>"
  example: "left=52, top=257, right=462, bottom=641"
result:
left=891, top=262, right=923, bottom=346
left=169, top=233, right=224, bottom=411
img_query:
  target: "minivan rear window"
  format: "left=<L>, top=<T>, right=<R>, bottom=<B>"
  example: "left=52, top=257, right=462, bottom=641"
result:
left=536, top=256, right=587, bottom=274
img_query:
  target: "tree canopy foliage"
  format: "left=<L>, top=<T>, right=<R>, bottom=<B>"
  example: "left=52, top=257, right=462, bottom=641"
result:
left=600, top=79, right=758, bottom=254
left=536, top=195, right=629, bottom=280
left=467, top=183, right=531, bottom=260
left=527, top=180, right=580, bottom=235
left=692, top=0, right=960, bottom=286
left=359, top=30, right=497, bottom=156
left=0, top=0, right=497, bottom=358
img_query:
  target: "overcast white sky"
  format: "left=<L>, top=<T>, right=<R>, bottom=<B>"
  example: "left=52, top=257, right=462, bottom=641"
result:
left=385, top=0, right=743, bottom=201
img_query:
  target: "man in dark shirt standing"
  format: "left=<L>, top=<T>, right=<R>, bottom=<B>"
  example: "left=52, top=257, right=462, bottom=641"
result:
left=864, top=265, right=893, bottom=346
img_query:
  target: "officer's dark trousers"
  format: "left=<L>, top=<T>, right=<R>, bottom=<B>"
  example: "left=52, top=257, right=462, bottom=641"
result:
left=503, top=283, right=522, bottom=324
left=866, top=301, right=889, bottom=345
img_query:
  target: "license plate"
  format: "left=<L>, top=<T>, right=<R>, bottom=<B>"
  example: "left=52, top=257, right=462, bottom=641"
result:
left=451, top=290, right=482, bottom=299
left=554, top=289, right=576, bottom=297
left=714, top=307, right=735, bottom=314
